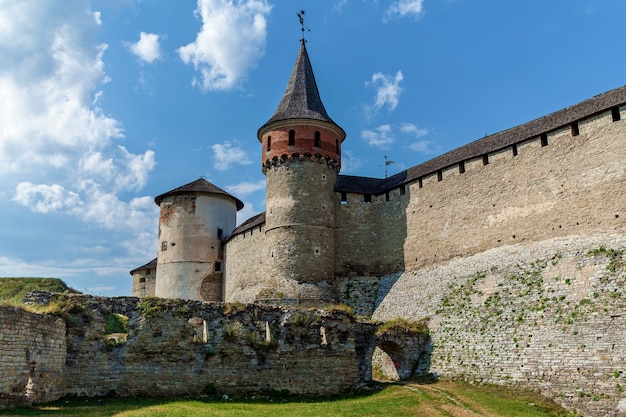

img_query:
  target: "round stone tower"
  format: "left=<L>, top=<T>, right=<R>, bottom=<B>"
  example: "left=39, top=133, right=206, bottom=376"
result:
left=154, top=178, right=243, bottom=301
left=256, top=41, right=346, bottom=303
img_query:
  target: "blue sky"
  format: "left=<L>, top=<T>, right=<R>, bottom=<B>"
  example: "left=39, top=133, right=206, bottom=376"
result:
left=1, top=0, right=625, bottom=296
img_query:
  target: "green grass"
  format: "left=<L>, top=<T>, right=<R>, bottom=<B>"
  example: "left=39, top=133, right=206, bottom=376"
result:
left=5, top=381, right=571, bottom=417
left=0, top=278, right=78, bottom=304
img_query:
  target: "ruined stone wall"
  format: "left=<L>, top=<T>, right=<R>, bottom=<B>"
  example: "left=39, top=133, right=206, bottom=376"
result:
left=28, top=294, right=373, bottom=399
left=0, top=306, right=66, bottom=407
left=369, top=233, right=626, bottom=417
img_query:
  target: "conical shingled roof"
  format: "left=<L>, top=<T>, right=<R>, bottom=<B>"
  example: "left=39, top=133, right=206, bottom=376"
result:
left=258, top=41, right=342, bottom=136
left=154, top=178, right=244, bottom=211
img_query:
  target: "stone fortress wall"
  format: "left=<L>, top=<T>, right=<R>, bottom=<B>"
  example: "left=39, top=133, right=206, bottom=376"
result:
left=0, top=293, right=429, bottom=408
left=0, top=306, right=66, bottom=408
left=222, top=90, right=626, bottom=416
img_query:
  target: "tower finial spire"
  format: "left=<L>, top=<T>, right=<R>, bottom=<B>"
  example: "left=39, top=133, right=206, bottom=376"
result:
left=297, top=10, right=309, bottom=44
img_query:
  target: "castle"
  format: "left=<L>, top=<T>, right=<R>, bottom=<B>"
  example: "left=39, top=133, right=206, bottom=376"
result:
left=2, top=38, right=626, bottom=417
left=130, top=39, right=626, bottom=307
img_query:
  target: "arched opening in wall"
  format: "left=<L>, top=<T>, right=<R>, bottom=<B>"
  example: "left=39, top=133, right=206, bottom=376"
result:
left=103, top=313, right=129, bottom=347
left=189, top=317, right=208, bottom=343
left=372, top=340, right=405, bottom=381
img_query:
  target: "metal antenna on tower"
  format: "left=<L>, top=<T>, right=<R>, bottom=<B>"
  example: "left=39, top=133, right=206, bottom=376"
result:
left=297, top=10, right=310, bottom=43
left=384, top=155, right=394, bottom=178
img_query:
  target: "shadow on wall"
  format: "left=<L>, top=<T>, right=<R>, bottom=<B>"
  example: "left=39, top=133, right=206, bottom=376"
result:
left=372, top=329, right=432, bottom=381
left=335, top=173, right=409, bottom=316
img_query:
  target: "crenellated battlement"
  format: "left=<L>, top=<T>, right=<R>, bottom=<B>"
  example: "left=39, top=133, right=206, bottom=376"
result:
left=262, top=152, right=341, bottom=174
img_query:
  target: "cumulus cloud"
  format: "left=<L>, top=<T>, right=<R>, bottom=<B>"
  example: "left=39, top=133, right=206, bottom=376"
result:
left=178, top=0, right=272, bottom=90
left=384, top=0, right=425, bottom=23
left=401, top=123, right=439, bottom=154
left=126, top=32, right=162, bottom=64
left=401, top=122, right=429, bottom=138
left=361, top=124, right=395, bottom=148
left=340, top=150, right=364, bottom=174
left=0, top=1, right=157, bottom=241
left=212, top=142, right=253, bottom=170
left=226, top=180, right=265, bottom=197
left=366, top=70, right=404, bottom=114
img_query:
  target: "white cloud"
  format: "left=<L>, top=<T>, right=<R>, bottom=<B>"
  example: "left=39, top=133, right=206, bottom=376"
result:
left=384, top=0, right=425, bottom=23
left=0, top=1, right=157, bottom=250
left=126, top=32, right=162, bottom=64
left=409, top=140, right=437, bottom=153
left=212, top=142, right=253, bottom=170
left=178, top=0, right=272, bottom=90
left=13, top=183, right=82, bottom=214
left=340, top=150, right=364, bottom=174
left=235, top=200, right=260, bottom=226
left=361, top=124, right=395, bottom=148
left=366, top=70, right=404, bottom=114
left=401, top=122, right=429, bottom=138
left=226, top=180, right=265, bottom=197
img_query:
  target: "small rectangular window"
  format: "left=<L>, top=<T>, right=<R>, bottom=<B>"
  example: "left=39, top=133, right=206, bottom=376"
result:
left=418, top=178, right=423, bottom=188
left=364, top=194, right=372, bottom=203
left=482, top=155, right=489, bottom=165
left=571, top=122, right=579, bottom=136
left=385, top=192, right=390, bottom=201
left=217, top=228, right=223, bottom=239
left=399, top=184, right=406, bottom=195
left=146, top=269, right=151, bottom=275
left=214, top=261, right=222, bottom=272
left=459, top=161, right=465, bottom=174
left=540, top=133, right=548, bottom=147
left=612, top=107, right=621, bottom=122
left=512, top=144, right=518, bottom=157
left=161, top=241, right=167, bottom=251
left=267, top=136, right=272, bottom=151
left=341, top=192, right=347, bottom=202
left=437, top=170, right=443, bottom=181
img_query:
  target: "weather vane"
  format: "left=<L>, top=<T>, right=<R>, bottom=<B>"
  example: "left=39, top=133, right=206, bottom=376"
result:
left=297, top=10, right=310, bottom=43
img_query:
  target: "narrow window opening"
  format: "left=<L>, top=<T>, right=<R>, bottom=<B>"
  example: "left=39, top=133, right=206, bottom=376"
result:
left=161, top=241, right=167, bottom=251
left=364, top=194, right=372, bottom=203
left=612, top=107, right=621, bottom=122
left=267, top=136, right=272, bottom=151
left=482, top=155, right=489, bottom=165
left=214, top=261, right=222, bottom=272
left=146, top=269, right=151, bottom=275
left=418, top=178, right=423, bottom=188
left=540, top=133, right=548, bottom=147
left=437, top=170, right=443, bottom=181
left=288, top=130, right=295, bottom=146
left=385, top=192, right=390, bottom=201
left=139, top=277, right=146, bottom=283
left=571, top=122, right=579, bottom=136
left=341, top=192, right=347, bottom=204
left=459, top=161, right=465, bottom=174
left=314, top=131, right=321, bottom=147
left=265, top=321, right=272, bottom=343
left=512, top=144, right=518, bottom=157
left=399, top=184, right=406, bottom=195
left=217, top=228, right=223, bottom=239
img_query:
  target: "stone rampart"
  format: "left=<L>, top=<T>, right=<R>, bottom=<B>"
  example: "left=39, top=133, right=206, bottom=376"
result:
left=6, top=293, right=432, bottom=406
left=334, top=105, right=625, bottom=278
left=366, top=233, right=626, bottom=416
left=0, top=306, right=66, bottom=408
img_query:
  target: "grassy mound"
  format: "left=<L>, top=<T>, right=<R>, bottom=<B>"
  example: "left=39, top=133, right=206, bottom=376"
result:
left=0, top=277, right=79, bottom=304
